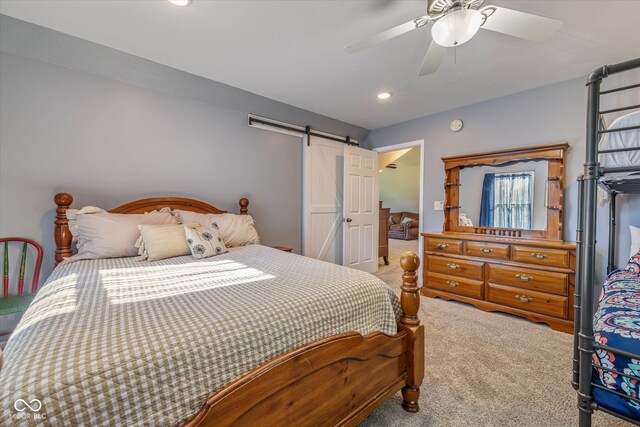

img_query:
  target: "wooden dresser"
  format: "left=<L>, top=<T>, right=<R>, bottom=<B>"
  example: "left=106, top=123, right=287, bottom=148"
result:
left=379, top=201, right=390, bottom=265
left=422, top=232, right=576, bottom=332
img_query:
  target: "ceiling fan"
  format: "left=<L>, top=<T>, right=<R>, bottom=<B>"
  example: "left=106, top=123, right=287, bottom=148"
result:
left=345, top=0, right=563, bottom=76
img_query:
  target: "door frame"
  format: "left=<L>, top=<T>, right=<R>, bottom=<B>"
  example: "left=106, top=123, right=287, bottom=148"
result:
left=373, top=140, right=424, bottom=284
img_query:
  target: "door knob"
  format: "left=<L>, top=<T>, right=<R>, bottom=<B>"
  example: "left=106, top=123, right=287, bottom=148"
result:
left=345, top=218, right=353, bottom=223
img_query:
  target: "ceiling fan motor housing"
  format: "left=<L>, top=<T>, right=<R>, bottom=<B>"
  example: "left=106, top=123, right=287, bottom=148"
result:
left=428, top=0, right=485, bottom=18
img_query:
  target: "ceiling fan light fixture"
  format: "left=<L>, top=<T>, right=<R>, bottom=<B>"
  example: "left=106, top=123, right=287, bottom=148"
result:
left=431, top=8, right=482, bottom=48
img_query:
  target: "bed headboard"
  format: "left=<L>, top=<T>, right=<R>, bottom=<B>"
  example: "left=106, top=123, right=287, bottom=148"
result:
left=53, top=192, right=249, bottom=264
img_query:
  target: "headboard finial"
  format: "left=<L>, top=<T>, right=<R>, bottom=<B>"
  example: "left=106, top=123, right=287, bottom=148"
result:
left=55, top=192, right=73, bottom=207
left=54, top=193, right=73, bottom=264
left=239, top=198, right=249, bottom=215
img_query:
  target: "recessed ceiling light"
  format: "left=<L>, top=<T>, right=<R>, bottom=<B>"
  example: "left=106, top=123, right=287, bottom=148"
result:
left=169, top=0, right=192, bottom=6
left=377, top=92, right=392, bottom=100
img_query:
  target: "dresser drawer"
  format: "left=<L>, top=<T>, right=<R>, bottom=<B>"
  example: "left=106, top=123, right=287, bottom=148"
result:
left=427, top=256, right=483, bottom=280
left=511, top=245, right=570, bottom=268
left=425, top=238, right=463, bottom=255
left=426, top=272, right=483, bottom=299
left=487, top=264, right=568, bottom=296
left=465, top=241, right=510, bottom=260
left=487, top=284, right=568, bottom=319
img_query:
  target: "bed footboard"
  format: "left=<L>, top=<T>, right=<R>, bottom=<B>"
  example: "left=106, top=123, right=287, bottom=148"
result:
left=184, top=252, right=423, bottom=426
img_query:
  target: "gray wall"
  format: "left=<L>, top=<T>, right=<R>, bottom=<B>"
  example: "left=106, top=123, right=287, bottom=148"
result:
left=379, top=147, right=421, bottom=213
left=459, top=160, right=548, bottom=230
left=0, top=16, right=369, bottom=281
left=365, top=73, right=640, bottom=282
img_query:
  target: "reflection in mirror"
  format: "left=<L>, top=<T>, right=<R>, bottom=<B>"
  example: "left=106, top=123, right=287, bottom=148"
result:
left=459, top=160, right=548, bottom=231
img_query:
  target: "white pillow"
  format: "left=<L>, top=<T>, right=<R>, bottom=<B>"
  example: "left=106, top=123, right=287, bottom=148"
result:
left=630, top=225, right=640, bottom=258
left=136, top=224, right=191, bottom=261
left=184, top=224, right=228, bottom=259
left=66, top=206, right=105, bottom=243
left=174, top=210, right=260, bottom=247
left=67, top=209, right=176, bottom=260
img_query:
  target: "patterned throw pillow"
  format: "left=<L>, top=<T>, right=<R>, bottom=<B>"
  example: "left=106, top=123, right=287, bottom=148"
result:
left=625, top=250, right=640, bottom=274
left=184, top=224, right=228, bottom=260
left=173, top=210, right=260, bottom=247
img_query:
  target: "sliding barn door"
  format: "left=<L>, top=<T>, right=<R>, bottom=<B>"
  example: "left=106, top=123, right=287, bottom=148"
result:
left=343, top=145, right=379, bottom=273
left=302, top=135, right=344, bottom=264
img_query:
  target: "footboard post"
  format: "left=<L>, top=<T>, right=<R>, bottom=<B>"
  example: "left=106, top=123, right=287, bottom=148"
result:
left=399, top=252, right=424, bottom=413
left=54, top=193, right=73, bottom=265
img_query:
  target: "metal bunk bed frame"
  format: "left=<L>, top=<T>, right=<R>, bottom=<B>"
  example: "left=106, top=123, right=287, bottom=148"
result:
left=574, top=57, right=640, bottom=426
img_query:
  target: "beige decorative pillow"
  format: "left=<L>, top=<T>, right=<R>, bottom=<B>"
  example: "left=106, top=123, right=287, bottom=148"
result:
left=136, top=224, right=191, bottom=261
left=66, top=206, right=105, bottom=243
left=66, top=208, right=176, bottom=260
left=174, top=210, right=260, bottom=247
left=184, top=224, right=228, bottom=259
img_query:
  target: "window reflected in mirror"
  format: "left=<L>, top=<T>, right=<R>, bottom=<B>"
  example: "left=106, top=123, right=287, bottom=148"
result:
left=459, top=160, right=548, bottom=231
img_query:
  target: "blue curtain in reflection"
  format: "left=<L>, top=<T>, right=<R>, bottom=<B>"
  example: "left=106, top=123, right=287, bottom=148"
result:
left=480, top=172, right=533, bottom=229
left=479, top=173, right=495, bottom=227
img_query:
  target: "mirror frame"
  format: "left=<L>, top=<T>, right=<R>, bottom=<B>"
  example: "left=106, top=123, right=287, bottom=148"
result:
left=442, top=142, right=569, bottom=241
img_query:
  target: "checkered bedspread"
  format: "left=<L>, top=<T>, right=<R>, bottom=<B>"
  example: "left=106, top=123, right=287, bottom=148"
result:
left=0, top=245, right=400, bottom=426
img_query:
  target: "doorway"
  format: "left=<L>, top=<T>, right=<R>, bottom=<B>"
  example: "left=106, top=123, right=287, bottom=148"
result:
left=374, top=140, right=424, bottom=282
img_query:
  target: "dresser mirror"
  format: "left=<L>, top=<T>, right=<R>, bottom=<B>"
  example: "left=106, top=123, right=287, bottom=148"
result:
left=442, top=143, right=569, bottom=240
left=459, top=160, right=549, bottom=231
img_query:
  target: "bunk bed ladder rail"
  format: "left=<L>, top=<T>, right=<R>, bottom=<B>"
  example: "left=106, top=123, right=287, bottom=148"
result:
left=607, top=193, right=616, bottom=275
left=572, top=174, right=584, bottom=392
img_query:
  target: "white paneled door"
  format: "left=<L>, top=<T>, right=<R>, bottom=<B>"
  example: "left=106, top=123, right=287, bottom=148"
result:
left=303, top=135, right=344, bottom=264
left=343, top=145, right=379, bottom=273
left=303, top=137, right=379, bottom=273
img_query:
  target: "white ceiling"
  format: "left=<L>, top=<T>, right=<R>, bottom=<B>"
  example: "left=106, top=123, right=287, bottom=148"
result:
left=1, top=0, right=639, bottom=129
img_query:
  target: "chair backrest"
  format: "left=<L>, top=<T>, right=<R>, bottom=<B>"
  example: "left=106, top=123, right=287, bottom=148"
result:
left=1, top=238, right=43, bottom=298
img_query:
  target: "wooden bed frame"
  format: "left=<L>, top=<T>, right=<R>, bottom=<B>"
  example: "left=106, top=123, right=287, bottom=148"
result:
left=53, top=192, right=424, bottom=426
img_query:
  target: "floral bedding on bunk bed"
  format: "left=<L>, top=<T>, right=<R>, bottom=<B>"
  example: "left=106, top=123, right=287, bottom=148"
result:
left=592, top=252, right=640, bottom=421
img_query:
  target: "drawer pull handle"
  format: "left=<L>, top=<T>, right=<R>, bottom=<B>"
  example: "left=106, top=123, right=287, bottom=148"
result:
left=447, top=263, right=460, bottom=270
left=532, top=252, right=548, bottom=260
left=515, top=274, right=534, bottom=282
left=515, top=294, right=533, bottom=303
left=481, top=248, right=493, bottom=254
left=447, top=280, right=460, bottom=288
left=437, top=243, right=449, bottom=249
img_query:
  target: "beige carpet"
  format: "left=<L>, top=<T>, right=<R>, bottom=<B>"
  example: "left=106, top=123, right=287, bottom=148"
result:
left=360, top=239, right=626, bottom=427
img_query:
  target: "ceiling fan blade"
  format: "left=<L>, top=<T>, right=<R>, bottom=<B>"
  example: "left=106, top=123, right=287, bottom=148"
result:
left=480, top=6, right=562, bottom=41
left=418, top=41, right=447, bottom=76
left=345, top=15, right=429, bottom=54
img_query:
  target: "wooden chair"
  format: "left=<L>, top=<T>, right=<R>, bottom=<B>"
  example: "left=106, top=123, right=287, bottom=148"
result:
left=0, top=238, right=43, bottom=337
